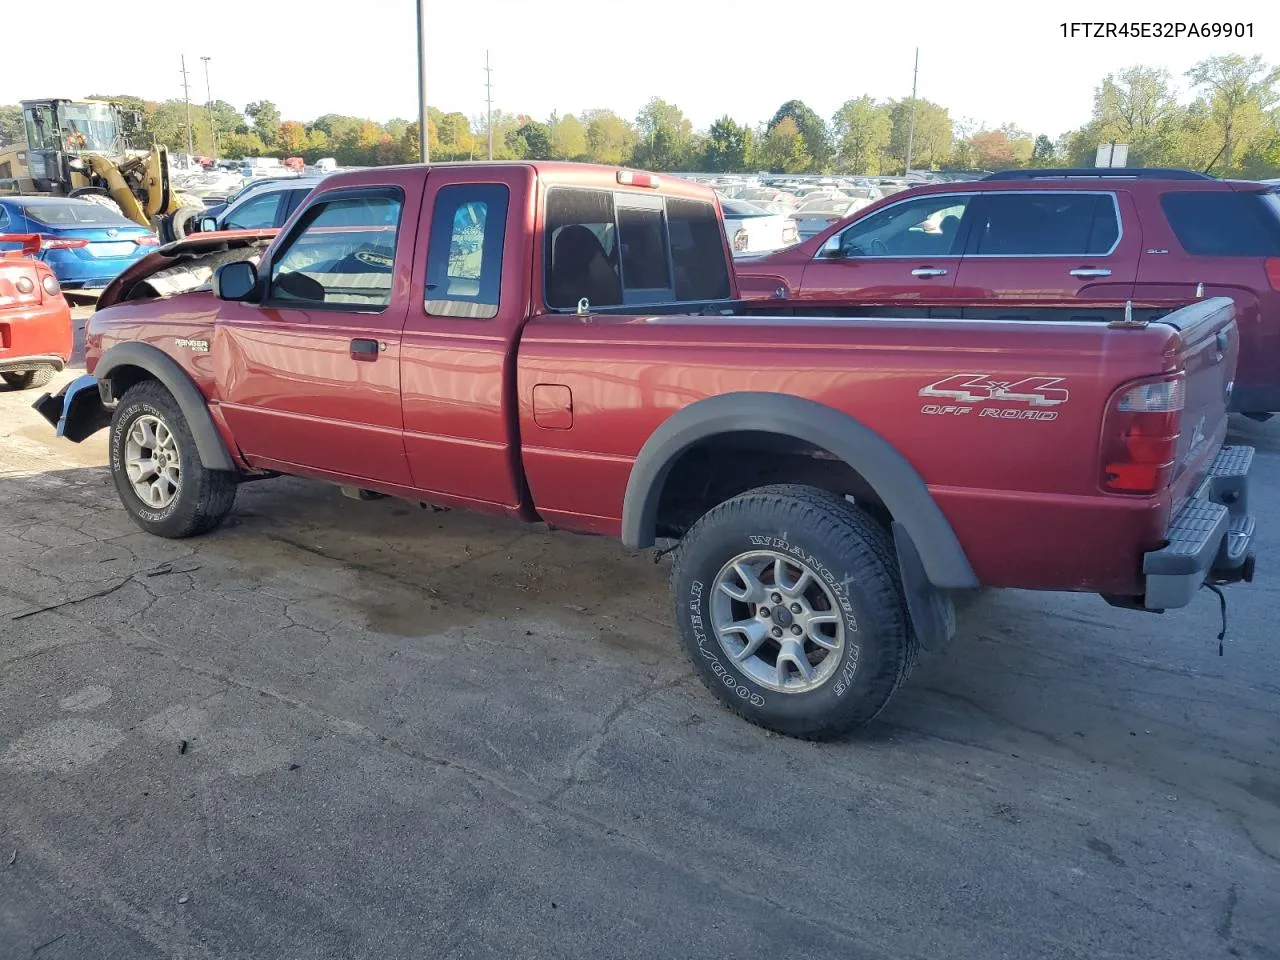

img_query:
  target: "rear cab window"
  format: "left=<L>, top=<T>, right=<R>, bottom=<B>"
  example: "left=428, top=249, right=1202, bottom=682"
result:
left=543, top=187, right=731, bottom=309
left=964, top=192, right=1120, bottom=256
left=1160, top=190, right=1280, bottom=256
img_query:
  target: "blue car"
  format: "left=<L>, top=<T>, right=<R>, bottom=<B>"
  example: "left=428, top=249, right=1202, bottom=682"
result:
left=0, top=197, right=158, bottom=290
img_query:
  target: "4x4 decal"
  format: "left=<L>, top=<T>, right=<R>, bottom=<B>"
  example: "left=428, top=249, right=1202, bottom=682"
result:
left=920, top=374, right=1069, bottom=407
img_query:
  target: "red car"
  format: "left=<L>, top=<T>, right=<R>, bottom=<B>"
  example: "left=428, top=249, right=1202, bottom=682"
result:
left=735, top=169, right=1280, bottom=416
left=0, top=234, right=73, bottom=390
left=34, top=163, right=1256, bottom=738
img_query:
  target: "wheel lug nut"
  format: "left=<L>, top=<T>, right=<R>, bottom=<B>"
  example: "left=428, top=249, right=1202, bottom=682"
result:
left=771, top=627, right=783, bottom=638
left=791, top=625, right=803, bottom=635
left=771, top=592, right=782, bottom=603
left=758, top=607, right=770, bottom=618
left=790, top=603, right=802, bottom=613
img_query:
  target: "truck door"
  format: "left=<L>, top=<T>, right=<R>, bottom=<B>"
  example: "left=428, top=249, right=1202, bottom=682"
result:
left=398, top=165, right=533, bottom=507
left=211, top=179, right=416, bottom=485
left=953, top=190, right=1139, bottom=300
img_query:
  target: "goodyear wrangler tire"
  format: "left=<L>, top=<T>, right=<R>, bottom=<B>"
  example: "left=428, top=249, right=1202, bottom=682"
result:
left=109, top=381, right=237, bottom=539
left=671, top=484, right=917, bottom=739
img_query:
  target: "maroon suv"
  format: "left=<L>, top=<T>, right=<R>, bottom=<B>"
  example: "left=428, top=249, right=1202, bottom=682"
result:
left=735, top=168, right=1280, bottom=415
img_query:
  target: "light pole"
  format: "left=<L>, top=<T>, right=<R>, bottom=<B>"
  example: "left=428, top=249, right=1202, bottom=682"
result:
left=416, top=0, right=430, bottom=163
left=201, top=56, right=217, bottom=160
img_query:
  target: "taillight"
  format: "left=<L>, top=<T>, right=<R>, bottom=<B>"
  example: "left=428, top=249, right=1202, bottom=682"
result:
left=782, top=223, right=798, bottom=244
left=40, top=236, right=90, bottom=250
left=42, top=275, right=60, bottom=296
left=1266, top=257, right=1280, bottom=291
left=136, top=235, right=160, bottom=247
left=14, top=276, right=34, bottom=295
left=1100, top=375, right=1185, bottom=495
left=733, top=228, right=749, bottom=252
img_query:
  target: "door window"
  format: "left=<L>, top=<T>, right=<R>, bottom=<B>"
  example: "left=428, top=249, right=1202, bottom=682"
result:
left=965, top=192, right=1119, bottom=256
left=225, top=191, right=283, bottom=230
left=268, top=193, right=402, bottom=309
left=0, top=206, right=11, bottom=230
left=834, top=194, right=972, bottom=257
left=424, top=183, right=509, bottom=319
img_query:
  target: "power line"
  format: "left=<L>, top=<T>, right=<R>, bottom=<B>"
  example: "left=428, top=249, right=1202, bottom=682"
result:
left=179, top=55, right=194, bottom=157
left=905, top=47, right=919, bottom=175
left=485, top=51, right=494, bottom=161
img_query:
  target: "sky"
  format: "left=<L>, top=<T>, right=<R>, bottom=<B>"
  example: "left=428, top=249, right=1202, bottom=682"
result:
left=5, top=0, right=1278, bottom=138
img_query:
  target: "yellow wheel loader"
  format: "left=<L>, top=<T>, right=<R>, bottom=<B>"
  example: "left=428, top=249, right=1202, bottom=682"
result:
left=0, top=98, right=207, bottom=242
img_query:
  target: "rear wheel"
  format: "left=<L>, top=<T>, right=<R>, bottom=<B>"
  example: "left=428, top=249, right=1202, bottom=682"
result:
left=109, top=380, right=238, bottom=538
left=165, top=197, right=207, bottom=242
left=670, top=484, right=917, bottom=739
left=2, top=367, right=56, bottom=390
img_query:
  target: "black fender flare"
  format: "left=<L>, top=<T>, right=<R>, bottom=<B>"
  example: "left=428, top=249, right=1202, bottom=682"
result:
left=621, top=392, right=978, bottom=590
left=95, top=342, right=237, bottom=471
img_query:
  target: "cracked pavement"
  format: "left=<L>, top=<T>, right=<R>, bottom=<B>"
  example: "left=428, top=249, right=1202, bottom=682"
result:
left=0, top=303, right=1278, bottom=959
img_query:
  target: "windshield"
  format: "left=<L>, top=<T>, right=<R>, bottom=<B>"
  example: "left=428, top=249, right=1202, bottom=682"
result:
left=798, top=199, right=855, bottom=216
left=22, top=201, right=134, bottom=227
left=57, top=102, right=120, bottom=152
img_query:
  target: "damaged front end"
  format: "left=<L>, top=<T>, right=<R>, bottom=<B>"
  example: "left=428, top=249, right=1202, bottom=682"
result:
left=31, top=228, right=278, bottom=444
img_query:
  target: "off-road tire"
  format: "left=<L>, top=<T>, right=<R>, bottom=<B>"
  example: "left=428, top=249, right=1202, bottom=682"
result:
left=670, top=484, right=917, bottom=739
left=2, top=367, right=56, bottom=390
left=165, top=200, right=207, bottom=242
left=69, top=191, right=124, bottom=217
left=109, top=380, right=238, bottom=538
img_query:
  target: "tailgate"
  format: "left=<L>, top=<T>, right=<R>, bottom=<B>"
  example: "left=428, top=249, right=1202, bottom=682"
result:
left=1160, top=297, right=1237, bottom=494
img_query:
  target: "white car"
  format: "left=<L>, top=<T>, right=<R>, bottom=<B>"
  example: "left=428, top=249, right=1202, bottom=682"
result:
left=720, top=198, right=799, bottom=255
left=791, top=195, right=877, bottom=242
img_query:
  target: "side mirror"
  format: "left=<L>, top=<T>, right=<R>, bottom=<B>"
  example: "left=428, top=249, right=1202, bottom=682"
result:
left=820, top=233, right=846, bottom=259
left=199, top=217, right=218, bottom=233
left=212, top=260, right=259, bottom=302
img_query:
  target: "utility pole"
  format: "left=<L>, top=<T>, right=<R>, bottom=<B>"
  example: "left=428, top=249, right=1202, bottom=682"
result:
left=485, top=50, right=494, bottom=160
left=904, top=47, right=919, bottom=176
left=201, top=56, right=217, bottom=160
left=180, top=55, right=195, bottom=158
left=415, top=0, right=430, bottom=163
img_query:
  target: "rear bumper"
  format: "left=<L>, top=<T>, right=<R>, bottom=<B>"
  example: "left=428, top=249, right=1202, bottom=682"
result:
left=0, top=354, right=65, bottom=374
left=1142, top=445, right=1256, bottom=610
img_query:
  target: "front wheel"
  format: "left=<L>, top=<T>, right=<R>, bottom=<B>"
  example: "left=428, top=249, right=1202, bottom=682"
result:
left=670, top=484, right=917, bottom=739
left=109, top=380, right=238, bottom=538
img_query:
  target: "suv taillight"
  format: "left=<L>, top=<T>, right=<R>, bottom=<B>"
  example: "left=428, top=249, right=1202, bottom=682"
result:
left=1266, top=257, right=1280, bottom=291
left=1100, top=375, right=1185, bottom=495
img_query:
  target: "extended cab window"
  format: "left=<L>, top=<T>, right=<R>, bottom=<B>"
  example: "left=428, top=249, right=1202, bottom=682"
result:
left=544, top=189, right=732, bottom=308
left=836, top=194, right=971, bottom=257
left=667, top=198, right=732, bottom=301
left=1160, top=191, right=1280, bottom=256
left=965, top=192, right=1119, bottom=256
left=225, top=191, right=283, bottom=230
left=424, top=183, right=509, bottom=319
left=545, top=188, right=623, bottom=308
left=269, top=193, right=402, bottom=309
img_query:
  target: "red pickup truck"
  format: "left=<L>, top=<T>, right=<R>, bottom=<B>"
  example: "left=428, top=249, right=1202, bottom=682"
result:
left=35, top=162, right=1258, bottom=739
left=735, top=169, right=1280, bottom=417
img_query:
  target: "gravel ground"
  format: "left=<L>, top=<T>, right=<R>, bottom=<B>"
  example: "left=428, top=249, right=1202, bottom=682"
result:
left=0, top=302, right=1277, bottom=959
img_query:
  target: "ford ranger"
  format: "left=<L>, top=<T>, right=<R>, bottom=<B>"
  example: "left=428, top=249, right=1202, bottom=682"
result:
left=34, top=162, right=1257, bottom=739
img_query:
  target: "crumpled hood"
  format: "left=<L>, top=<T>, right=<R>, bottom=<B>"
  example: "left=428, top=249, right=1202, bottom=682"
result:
left=97, top=228, right=278, bottom=309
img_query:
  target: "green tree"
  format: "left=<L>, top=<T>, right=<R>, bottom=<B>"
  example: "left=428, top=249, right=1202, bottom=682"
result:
left=277, top=120, right=308, bottom=154
left=887, top=98, right=952, bottom=171
left=0, top=105, right=24, bottom=147
left=245, top=100, right=281, bottom=146
left=633, top=98, right=693, bottom=170
left=436, top=112, right=475, bottom=158
left=1186, top=54, right=1280, bottom=173
left=511, top=120, right=552, bottom=159
left=582, top=109, right=636, bottom=165
left=703, top=116, right=751, bottom=171
left=550, top=113, right=588, bottom=160
left=757, top=118, right=810, bottom=173
left=831, top=96, right=891, bottom=174
left=1030, top=134, right=1056, bottom=166
left=220, top=131, right=267, bottom=159
left=768, top=100, right=832, bottom=171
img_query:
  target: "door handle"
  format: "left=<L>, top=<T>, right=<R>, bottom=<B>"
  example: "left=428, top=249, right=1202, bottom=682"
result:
left=350, top=338, right=380, bottom=361
left=1069, top=267, right=1112, bottom=277
left=911, top=267, right=948, bottom=277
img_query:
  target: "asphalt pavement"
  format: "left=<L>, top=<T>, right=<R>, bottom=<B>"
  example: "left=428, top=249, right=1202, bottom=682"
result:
left=0, top=303, right=1277, bottom=959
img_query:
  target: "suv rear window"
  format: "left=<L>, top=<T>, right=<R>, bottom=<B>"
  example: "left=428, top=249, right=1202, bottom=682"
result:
left=1160, top=191, right=1280, bottom=257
